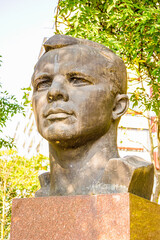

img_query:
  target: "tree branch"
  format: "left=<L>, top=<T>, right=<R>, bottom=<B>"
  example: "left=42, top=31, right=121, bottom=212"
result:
left=128, top=108, right=151, bottom=120
left=55, top=0, right=61, bottom=33
left=61, top=13, right=74, bottom=29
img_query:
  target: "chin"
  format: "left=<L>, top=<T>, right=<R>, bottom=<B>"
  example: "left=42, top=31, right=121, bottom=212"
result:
left=39, top=121, right=109, bottom=148
left=44, top=130, right=102, bottom=149
left=40, top=125, right=77, bottom=143
left=40, top=129, right=83, bottom=148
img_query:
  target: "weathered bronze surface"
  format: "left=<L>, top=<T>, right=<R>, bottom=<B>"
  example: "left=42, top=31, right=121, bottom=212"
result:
left=31, top=34, right=154, bottom=199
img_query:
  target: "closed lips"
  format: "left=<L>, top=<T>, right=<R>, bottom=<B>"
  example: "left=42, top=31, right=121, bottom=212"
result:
left=44, top=108, right=74, bottom=120
left=46, top=112, right=71, bottom=120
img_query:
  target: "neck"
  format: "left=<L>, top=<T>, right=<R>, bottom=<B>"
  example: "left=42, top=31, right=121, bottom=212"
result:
left=49, top=122, right=119, bottom=195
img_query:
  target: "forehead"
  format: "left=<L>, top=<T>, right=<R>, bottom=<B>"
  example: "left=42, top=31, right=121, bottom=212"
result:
left=33, top=45, right=111, bottom=79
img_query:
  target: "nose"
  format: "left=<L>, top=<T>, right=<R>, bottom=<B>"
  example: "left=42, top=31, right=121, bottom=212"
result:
left=47, top=75, right=69, bottom=102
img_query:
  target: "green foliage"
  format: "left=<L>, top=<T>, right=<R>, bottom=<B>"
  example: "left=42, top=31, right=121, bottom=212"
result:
left=21, top=87, right=32, bottom=106
left=0, top=55, right=28, bottom=149
left=0, top=84, right=24, bottom=149
left=0, top=150, right=49, bottom=239
left=0, top=85, right=24, bottom=130
left=55, top=0, right=160, bottom=116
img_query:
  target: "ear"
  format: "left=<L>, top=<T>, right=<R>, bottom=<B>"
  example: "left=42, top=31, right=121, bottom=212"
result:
left=112, top=94, right=129, bottom=120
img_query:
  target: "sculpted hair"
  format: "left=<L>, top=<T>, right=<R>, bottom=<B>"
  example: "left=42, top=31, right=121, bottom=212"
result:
left=42, top=34, right=127, bottom=95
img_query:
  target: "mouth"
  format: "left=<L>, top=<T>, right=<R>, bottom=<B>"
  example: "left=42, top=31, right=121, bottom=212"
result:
left=44, top=108, right=74, bottom=121
left=46, top=112, right=71, bottom=120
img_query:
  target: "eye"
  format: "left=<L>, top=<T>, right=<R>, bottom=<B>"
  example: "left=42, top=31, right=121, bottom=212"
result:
left=36, top=79, right=52, bottom=91
left=69, top=77, right=91, bottom=86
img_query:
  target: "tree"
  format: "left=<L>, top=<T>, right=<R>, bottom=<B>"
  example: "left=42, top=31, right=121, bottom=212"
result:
left=0, top=150, right=49, bottom=240
left=54, top=0, right=160, bottom=199
left=0, top=55, right=24, bottom=149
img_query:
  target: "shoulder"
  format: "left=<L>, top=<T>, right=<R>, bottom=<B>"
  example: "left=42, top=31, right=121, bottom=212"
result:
left=102, top=155, right=154, bottom=200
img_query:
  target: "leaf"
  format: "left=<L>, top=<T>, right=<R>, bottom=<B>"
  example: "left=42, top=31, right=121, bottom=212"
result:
left=107, top=5, right=114, bottom=13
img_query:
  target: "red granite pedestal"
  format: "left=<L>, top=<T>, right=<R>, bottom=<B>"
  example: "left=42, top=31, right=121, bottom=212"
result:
left=10, top=193, right=160, bottom=240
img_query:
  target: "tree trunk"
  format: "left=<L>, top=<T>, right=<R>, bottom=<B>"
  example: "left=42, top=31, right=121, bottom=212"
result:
left=1, top=167, right=6, bottom=240
left=152, top=171, right=160, bottom=203
left=152, top=113, right=160, bottom=203
left=147, top=111, right=154, bottom=162
left=158, top=113, right=160, bottom=171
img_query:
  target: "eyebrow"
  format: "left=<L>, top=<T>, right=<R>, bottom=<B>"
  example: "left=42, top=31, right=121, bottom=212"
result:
left=66, top=71, right=96, bottom=83
left=31, top=72, right=51, bottom=85
left=31, top=70, right=97, bottom=86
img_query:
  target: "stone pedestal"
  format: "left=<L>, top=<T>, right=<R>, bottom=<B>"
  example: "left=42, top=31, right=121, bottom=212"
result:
left=10, top=193, right=160, bottom=240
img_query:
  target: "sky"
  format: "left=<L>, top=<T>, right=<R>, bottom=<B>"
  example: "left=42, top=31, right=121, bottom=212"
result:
left=0, top=0, right=58, bottom=99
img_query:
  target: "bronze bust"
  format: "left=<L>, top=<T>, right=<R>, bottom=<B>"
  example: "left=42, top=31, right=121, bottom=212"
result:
left=32, top=35, right=154, bottom=199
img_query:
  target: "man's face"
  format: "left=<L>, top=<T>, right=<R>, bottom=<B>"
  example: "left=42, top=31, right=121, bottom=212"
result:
left=32, top=45, right=115, bottom=147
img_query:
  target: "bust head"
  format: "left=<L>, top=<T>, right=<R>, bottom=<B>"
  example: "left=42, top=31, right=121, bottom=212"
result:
left=31, top=35, right=154, bottom=199
left=31, top=35, right=128, bottom=148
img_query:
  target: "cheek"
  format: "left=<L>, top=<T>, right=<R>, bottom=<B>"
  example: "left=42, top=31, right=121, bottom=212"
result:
left=32, top=93, right=46, bottom=123
left=73, top=86, right=113, bottom=120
